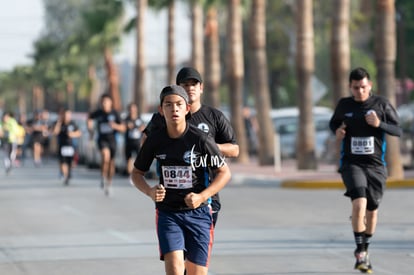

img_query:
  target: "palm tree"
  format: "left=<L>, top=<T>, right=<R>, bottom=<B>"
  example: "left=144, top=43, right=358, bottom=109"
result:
left=167, top=0, right=176, bottom=84
left=82, top=0, right=126, bottom=111
left=204, top=4, right=221, bottom=108
left=226, top=0, right=249, bottom=163
left=374, top=0, right=404, bottom=179
left=134, top=0, right=148, bottom=113
left=249, top=0, right=274, bottom=165
left=295, top=0, right=317, bottom=170
left=331, top=0, right=350, bottom=103
left=330, top=0, right=350, bottom=164
left=190, top=0, right=204, bottom=75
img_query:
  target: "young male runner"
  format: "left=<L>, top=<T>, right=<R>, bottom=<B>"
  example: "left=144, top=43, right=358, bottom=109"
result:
left=131, top=85, right=231, bottom=275
left=329, top=67, right=401, bottom=273
left=123, top=102, right=145, bottom=175
left=53, top=109, right=82, bottom=185
left=143, top=67, right=239, bottom=226
left=88, top=94, right=125, bottom=196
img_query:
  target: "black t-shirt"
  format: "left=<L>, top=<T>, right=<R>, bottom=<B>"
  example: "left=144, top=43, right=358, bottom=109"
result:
left=88, top=109, right=122, bottom=140
left=56, top=121, right=79, bottom=146
left=329, top=95, right=401, bottom=167
left=27, top=118, right=49, bottom=137
left=124, top=115, right=144, bottom=145
left=134, top=124, right=225, bottom=211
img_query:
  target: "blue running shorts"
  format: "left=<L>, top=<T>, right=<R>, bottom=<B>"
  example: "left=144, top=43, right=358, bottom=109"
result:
left=156, top=205, right=214, bottom=267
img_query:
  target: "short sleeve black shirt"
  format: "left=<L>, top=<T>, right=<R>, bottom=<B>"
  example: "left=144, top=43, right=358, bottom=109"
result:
left=134, top=124, right=225, bottom=211
left=88, top=109, right=122, bottom=141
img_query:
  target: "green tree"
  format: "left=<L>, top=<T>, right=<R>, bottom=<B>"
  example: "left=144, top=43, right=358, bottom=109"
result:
left=81, top=0, right=125, bottom=111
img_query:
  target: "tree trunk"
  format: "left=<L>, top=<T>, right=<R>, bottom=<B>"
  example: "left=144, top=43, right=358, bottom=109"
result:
left=104, top=47, right=121, bottom=111
left=330, top=0, right=350, bottom=165
left=18, top=89, right=27, bottom=117
left=330, top=0, right=350, bottom=103
left=204, top=6, right=221, bottom=108
left=32, top=86, right=44, bottom=111
left=295, top=0, right=317, bottom=170
left=375, top=0, right=404, bottom=179
left=249, top=0, right=274, bottom=165
left=67, top=81, right=75, bottom=111
left=167, top=1, right=176, bottom=84
left=88, top=64, right=100, bottom=111
left=134, top=0, right=147, bottom=114
left=227, top=0, right=249, bottom=163
left=191, top=1, right=204, bottom=75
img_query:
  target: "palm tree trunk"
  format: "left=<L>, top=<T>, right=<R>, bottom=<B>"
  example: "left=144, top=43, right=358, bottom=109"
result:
left=66, top=81, right=75, bottom=111
left=191, top=1, right=204, bottom=75
left=18, top=89, right=27, bottom=117
left=295, top=0, right=317, bottom=170
left=104, top=47, right=122, bottom=111
left=204, top=6, right=221, bottom=108
left=167, top=1, right=176, bottom=84
left=249, top=0, right=274, bottom=165
left=227, top=0, right=249, bottom=163
left=32, top=86, right=44, bottom=111
left=330, top=0, right=350, bottom=165
left=331, top=0, right=350, bottom=103
left=375, top=0, right=404, bottom=179
left=88, top=64, right=100, bottom=111
left=135, top=0, right=147, bottom=114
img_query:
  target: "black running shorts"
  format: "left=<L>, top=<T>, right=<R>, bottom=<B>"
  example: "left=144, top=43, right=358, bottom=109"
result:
left=340, top=163, right=387, bottom=210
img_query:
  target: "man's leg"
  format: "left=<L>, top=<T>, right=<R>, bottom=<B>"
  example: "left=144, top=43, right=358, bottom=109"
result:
left=364, top=209, right=377, bottom=251
left=185, top=260, right=208, bottom=275
left=100, top=147, right=111, bottom=182
left=351, top=197, right=373, bottom=273
left=351, top=197, right=367, bottom=233
left=164, top=250, right=185, bottom=275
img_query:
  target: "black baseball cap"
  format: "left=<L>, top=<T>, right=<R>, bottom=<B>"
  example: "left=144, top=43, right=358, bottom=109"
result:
left=159, top=85, right=189, bottom=104
left=176, top=67, right=202, bottom=84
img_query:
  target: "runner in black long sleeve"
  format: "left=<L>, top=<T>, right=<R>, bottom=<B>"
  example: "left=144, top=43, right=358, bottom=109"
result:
left=329, top=67, right=401, bottom=274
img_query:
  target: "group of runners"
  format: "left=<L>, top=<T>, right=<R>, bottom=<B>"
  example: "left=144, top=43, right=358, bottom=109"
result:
left=1, top=66, right=402, bottom=274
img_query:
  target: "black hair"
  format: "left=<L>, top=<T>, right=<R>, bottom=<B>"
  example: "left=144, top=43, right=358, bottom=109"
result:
left=349, top=67, right=370, bottom=83
left=101, top=94, right=113, bottom=101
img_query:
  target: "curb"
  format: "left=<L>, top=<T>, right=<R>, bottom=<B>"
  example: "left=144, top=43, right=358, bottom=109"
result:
left=281, top=178, right=414, bottom=189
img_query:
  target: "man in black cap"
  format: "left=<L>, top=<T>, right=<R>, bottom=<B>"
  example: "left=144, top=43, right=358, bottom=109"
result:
left=142, top=67, right=239, bottom=226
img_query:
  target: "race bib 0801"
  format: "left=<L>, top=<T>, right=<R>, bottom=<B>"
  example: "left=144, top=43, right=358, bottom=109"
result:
left=351, top=136, right=374, bottom=155
left=161, top=166, right=192, bottom=189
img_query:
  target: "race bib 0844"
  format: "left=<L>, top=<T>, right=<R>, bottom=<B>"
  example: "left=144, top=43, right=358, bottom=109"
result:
left=161, top=166, right=192, bottom=189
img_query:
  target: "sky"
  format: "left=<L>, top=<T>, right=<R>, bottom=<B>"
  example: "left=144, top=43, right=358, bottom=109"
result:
left=0, top=0, right=191, bottom=72
left=0, top=0, right=45, bottom=71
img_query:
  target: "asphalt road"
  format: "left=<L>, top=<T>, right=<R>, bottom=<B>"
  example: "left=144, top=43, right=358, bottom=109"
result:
left=0, top=159, right=413, bottom=275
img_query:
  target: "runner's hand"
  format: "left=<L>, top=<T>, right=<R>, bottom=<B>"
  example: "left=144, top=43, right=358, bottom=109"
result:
left=336, top=122, right=346, bottom=140
left=184, top=192, right=204, bottom=209
left=150, top=184, right=166, bottom=202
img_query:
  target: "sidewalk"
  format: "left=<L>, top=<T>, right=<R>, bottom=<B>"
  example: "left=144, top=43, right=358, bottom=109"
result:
left=228, top=158, right=414, bottom=189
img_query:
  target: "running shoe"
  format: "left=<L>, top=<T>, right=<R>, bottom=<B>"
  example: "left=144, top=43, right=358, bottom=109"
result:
left=354, top=250, right=373, bottom=273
